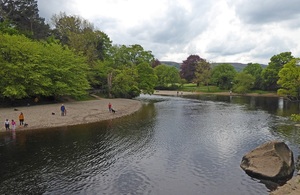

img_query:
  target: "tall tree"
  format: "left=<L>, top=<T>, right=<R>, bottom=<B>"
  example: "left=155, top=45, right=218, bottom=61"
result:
left=243, top=63, right=263, bottom=90
left=277, top=58, right=300, bottom=101
left=261, top=52, right=294, bottom=90
left=232, top=72, right=255, bottom=94
left=0, top=33, right=90, bottom=99
left=154, top=64, right=180, bottom=88
left=194, top=59, right=211, bottom=89
left=180, top=55, right=203, bottom=83
left=211, top=63, right=237, bottom=90
left=0, top=0, right=50, bottom=39
left=137, top=62, right=157, bottom=94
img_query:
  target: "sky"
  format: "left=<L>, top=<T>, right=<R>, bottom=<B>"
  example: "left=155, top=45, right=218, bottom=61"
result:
left=37, top=0, right=300, bottom=64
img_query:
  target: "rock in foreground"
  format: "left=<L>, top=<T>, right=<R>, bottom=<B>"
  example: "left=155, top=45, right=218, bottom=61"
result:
left=240, top=141, right=294, bottom=181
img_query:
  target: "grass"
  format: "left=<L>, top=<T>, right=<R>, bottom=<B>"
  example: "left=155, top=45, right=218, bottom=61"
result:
left=180, top=84, right=228, bottom=93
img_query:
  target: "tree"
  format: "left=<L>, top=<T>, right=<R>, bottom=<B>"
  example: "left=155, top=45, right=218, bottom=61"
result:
left=232, top=72, right=255, bottom=94
left=277, top=58, right=300, bottom=101
left=154, top=64, right=180, bottom=88
left=180, top=55, right=203, bottom=83
left=243, top=63, right=263, bottom=90
left=0, top=33, right=90, bottom=99
left=0, top=0, right=50, bottom=39
left=261, top=52, right=294, bottom=90
left=110, top=44, right=154, bottom=68
left=194, top=59, right=211, bottom=90
left=111, top=68, right=139, bottom=98
left=211, top=63, right=237, bottom=90
left=137, top=62, right=157, bottom=94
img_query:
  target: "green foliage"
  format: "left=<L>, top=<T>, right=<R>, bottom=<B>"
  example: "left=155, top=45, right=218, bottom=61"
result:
left=211, top=63, right=237, bottom=90
left=1, top=0, right=50, bottom=39
left=194, top=59, right=211, bottom=89
left=232, top=72, right=255, bottom=94
left=154, top=64, right=180, bottom=88
left=290, top=114, right=300, bottom=122
left=243, top=63, right=263, bottom=89
left=277, top=58, right=300, bottom=101
left=111, top=68, right=140, bottom=98
left=262, top=52, right=294, bottom=90
left=137, top=62, right=157, bottom=94
left=0, top=19, right=20, bottom=35
left=0, top=33, right=90, bottom=99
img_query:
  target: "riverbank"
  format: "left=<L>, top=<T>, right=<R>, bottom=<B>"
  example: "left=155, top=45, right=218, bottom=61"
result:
left=153, top=90, right=281, bottom=97
left=0, top=98, right=142, bottom=132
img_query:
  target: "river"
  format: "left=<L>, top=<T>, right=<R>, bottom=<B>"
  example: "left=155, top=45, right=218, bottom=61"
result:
left=0, top=94, right=299, bottom=195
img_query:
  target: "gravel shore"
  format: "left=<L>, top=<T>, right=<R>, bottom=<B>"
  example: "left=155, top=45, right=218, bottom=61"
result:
left=0, top=98, right=142, bottom=132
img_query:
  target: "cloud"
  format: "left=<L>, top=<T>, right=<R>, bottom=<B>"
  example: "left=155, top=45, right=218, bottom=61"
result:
left=36, top=0, right=300, bottom=64
left=232, top=0, right=300, bottom=25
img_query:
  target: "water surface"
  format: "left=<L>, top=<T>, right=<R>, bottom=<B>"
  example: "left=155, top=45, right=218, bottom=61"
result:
left=0, top=94, right=299, bottom=195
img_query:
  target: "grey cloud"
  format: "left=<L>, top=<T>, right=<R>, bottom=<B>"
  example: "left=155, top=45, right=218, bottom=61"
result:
left=206, top=34, right=255, bottom=56
left=37, top=0, right=78, bottom=22
left=128, top=1, right=211, bottom=45
left=232, top=0, right=300, bottom=25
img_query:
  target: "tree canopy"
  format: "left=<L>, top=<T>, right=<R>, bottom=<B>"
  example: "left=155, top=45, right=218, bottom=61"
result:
left=262, top=52, right=294, bottom=91
left=211, top=63, right=237, bottom=90
left=180, top=55, right=204, bottom=83
left=0, top=33, right=90, bottom=99
left=277, top=58, right=300, bottom=101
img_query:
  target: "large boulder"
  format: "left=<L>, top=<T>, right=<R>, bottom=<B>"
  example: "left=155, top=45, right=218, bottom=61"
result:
left=240, top=141, right=294, bottom=181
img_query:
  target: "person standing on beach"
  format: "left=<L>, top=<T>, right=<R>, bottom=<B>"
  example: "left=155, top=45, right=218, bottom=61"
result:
left=61, top=104, right=66, bottom=116
left=11, top=119, right=16, bottom=131
left=108, top=102, right=112, bottom=112
left=19, top=112, right=24, bottom=125
left=4, top=119, right=10, bottom=130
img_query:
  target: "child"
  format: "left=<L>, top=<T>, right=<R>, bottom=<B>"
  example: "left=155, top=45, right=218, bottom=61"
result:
left=11, top=119, right=16, bottom=131
left=4, top=119, right=10, bottom=130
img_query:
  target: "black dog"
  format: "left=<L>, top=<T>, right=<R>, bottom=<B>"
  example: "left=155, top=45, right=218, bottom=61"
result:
left=111, top=108, right=116, bottom=113
left=24, top=123, right=28, bottom=127
left=52, top=112, right=55, bottom=115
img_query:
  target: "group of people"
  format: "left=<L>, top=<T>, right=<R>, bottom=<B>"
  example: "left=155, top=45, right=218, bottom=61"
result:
left=4, top=112, right=25, bottom=131
left=3, top=103, right=114, bottom=131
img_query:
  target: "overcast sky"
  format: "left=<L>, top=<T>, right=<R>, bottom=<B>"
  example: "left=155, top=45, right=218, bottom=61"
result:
left=37, top=0, right=300, bottom=64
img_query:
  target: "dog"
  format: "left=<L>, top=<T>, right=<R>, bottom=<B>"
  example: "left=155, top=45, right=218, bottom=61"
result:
left=52, top=112, right=55, bottom=115
left=24, top=123, right=28, bottom=127
left=111, top=108, right=116, bottom=113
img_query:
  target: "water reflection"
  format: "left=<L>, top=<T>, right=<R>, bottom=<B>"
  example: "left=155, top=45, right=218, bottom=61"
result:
left=0, top=94, right=299, bottom=195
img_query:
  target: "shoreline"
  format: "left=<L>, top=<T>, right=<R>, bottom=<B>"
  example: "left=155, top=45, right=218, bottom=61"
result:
left=0, top=98, right=142, bottom=133
left=153, top=90, right=281, bottom=97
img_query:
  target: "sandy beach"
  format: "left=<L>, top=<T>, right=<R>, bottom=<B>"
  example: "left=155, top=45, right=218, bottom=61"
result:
left=0, top=98, right=142, bottom=132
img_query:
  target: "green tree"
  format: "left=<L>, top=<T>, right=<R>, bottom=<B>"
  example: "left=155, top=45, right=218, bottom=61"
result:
left=194, top=59, right=211, bottom=90
left=277, top=58, right=300, bottom=101
left=154, top=64, right=180, bottom=88
left=111, top=68, right=139, bottom=98
left=1, top=0, right=50, bottom=39
left=211, top=63, right=237, bottom=90
left=0, top=33, right=90, bottom=99
left=137, top=62, right=157, bottom=94
left=243, top=63, right=263, bottom=89
left=232, top=72, right=255, bottom=94
left=261, top=52, right=294, bottom=90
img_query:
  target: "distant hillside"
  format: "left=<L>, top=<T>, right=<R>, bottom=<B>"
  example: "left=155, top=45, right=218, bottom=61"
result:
left=160, top=61, right=181, bottom=69
left=161, top=61, right=267, bottom=72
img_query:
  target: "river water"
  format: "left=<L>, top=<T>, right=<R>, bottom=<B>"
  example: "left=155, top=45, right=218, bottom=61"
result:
left=1, top=94, right=300, bottom=195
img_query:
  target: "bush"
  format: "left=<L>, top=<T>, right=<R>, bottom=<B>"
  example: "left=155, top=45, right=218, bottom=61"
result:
left=291, top=114, right=300, bottom=122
